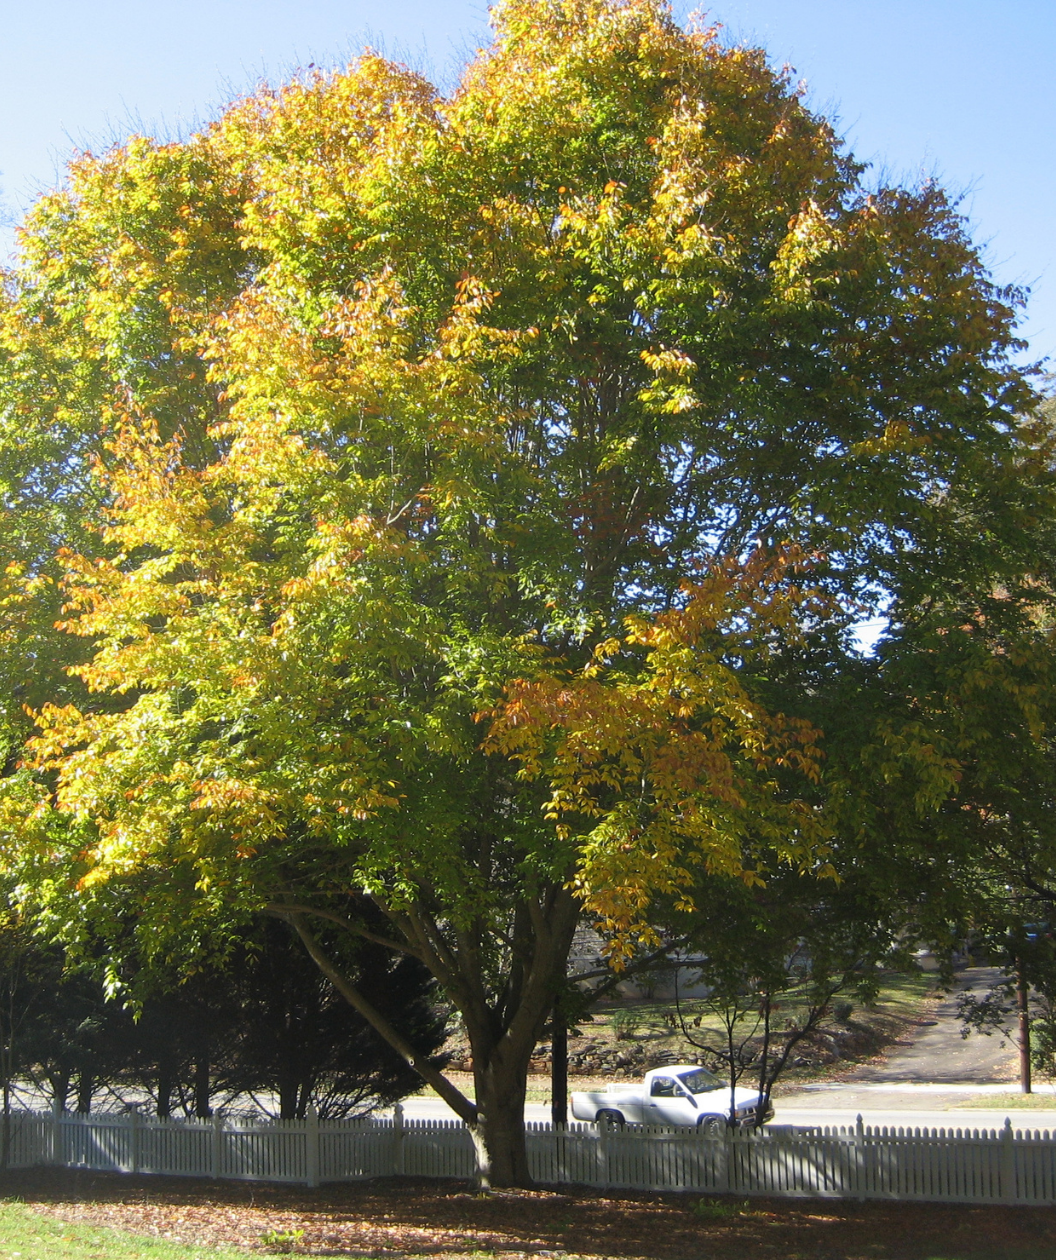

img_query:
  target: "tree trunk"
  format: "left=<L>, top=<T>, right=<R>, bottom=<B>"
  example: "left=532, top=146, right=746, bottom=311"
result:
left=754, top=993, right=774, bottom=1129
left=2, top=1078, right=9, bottom=1172
left=75, top=1072, right=93, bottom=1114
left=471, top=1046, right=535, bottom=1188
left=282, top=886, right=581, bottom=1189
left=193, top=1059, right=211, bottom=1118
left=278, top=1077, right=298, bottom=1120
left=1018, top=964, right=1032, bottom=1094
left=49, top=1072, right=70, bottom=1115
left=157, top=1065, right=174, bottom=1118
left=550, top=1006, right=568, bottom=1126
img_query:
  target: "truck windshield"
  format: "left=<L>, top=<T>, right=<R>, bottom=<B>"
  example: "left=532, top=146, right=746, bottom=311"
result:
left=677, top=1069, right=723, bottom=1094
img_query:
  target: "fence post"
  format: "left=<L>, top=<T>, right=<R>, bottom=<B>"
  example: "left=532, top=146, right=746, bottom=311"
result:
left=708, top=1124, right=727, bottom=1195
left=305, top=1106, right=320, bottom=1188
left=130, top=1108, right=143, bottom=1175
left=721, top=1126, right=735, bottom=1194
left=392, top=1102, right=405, bottom=1176
left=854, top=1114, right=865, bottom=1202
left=211, top=1111, right=224, bottom=1180
left=999, top=1118, right=1016, bottom=1204
left=596, top=1121, right=609, bottom=1189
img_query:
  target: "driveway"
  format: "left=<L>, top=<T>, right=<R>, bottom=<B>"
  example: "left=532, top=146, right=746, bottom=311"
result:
left=771, top=967, right=1056, bottom=1129
left=839, top=966, right=1016, bottom=1085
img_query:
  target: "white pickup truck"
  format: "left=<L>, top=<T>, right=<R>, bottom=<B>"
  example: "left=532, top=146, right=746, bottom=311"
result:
left=570, top=1064, right=772, bottom=1132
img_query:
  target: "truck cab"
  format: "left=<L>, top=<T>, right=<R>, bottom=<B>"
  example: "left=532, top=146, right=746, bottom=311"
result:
left=570, top=1064, right=772, bottom=1131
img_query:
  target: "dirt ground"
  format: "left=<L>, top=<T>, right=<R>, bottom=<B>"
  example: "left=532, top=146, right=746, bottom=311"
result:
left=2, top=1167, right=1054, bottom=1260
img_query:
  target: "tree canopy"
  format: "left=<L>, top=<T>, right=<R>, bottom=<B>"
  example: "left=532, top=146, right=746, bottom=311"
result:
left=0, top=0, right=1048, bottom=1185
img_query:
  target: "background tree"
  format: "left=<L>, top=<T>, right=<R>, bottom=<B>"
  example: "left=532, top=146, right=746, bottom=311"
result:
left=0, top=906, right=63, bottom=1164
left=0, top=0, right=1047, bottom=1185
left=63, top=913, right=449, bottom=1119
left=2, top=919, right=444, bottom=1121
left=955, top=926, right=1055, bottom=1094
left=122, top=975, right=235, bottom=1118
left=671, top=868, right=900, bottom=1128
left=217, top=919, right=448, bottom=1119
left=22, top=970, right=134, bottom=1115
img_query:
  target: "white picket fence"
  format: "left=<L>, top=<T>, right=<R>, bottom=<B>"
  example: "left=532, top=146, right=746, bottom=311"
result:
left=4, top=1108, right=1056, bottom=1204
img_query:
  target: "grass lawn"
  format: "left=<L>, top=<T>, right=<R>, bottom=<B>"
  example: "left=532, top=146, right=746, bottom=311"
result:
left=0, top=1200, right=237, bottom=1259
left=589, top=969, right=940, bottom=1052
left=956, top=1091, right=1056, bottom=1108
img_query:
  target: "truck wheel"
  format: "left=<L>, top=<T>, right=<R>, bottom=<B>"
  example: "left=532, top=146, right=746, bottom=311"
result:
left=596, top=1109, right=625, bottom=1129
left=698, top=1116, right=724, bottom=1136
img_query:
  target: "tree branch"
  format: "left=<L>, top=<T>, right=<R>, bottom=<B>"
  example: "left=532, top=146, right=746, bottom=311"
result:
left=283, top=911, right=478, bottom=1125
left=262, top=902, right=422, bottom=958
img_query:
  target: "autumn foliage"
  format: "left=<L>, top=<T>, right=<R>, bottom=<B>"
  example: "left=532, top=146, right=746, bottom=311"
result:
left=0, top=0, right=1044, bottom=1184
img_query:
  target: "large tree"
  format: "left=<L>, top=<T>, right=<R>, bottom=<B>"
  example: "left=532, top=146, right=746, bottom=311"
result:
left=0, top=0, right=1045, bottom=1184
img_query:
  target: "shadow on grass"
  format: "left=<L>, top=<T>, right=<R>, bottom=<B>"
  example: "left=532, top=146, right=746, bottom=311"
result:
left=0, top=1168, right=1053, bottom=1259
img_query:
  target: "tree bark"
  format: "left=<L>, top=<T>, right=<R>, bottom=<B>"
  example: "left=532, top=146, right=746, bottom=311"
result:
left=193, top=1059, right=211, bottom=1118
left=278, top=1077, right=298, bottom=1120
left=1018, top=963, right=1032, bottom=1094
left=470, top=1036, right=537, bottom=1187
left=458, top=895, right=580, bottom=1185
left=2, top=1079, right=10, bottom=1172
left=157, top=1065, right=173, bottom=1118
left=76, top=1072, right=93, bottom=1114
left=551, top=1005, right=568, bottom=1126
left=49, top=1072, right=70, bottom=1115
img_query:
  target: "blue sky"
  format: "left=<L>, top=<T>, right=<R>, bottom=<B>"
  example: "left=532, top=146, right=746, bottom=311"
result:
left=2, top=1, right=1052, bottom=368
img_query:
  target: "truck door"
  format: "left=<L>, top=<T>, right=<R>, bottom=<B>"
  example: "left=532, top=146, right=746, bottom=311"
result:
left=645, top=1075, right=697, bottom=1126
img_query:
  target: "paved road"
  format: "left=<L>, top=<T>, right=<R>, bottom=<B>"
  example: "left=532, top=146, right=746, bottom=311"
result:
left=399, top=1091, right=1056, bottom=1133
left=399, top=1097, right=555, bottom=1124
